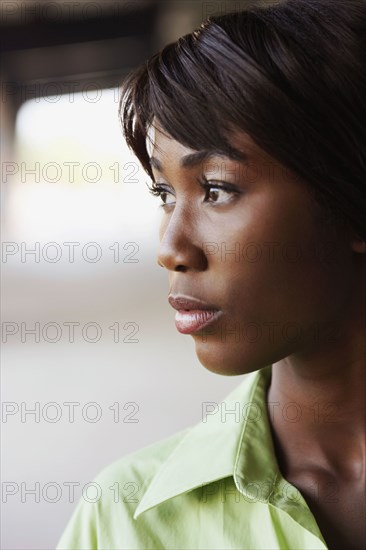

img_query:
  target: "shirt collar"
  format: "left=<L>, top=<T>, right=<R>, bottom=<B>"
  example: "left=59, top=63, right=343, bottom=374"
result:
left=133, top=365, right=274, bottom=519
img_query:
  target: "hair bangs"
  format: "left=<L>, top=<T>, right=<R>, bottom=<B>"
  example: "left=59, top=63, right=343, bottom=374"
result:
left=120, top=0, right=366, bottom=240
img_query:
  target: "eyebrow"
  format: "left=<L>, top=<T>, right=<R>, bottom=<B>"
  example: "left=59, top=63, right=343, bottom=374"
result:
left=149, top=149, right=248, bottom=171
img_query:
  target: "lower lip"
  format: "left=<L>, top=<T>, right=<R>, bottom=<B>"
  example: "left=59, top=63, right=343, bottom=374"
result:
left=174, top=309, right=222, bottom=334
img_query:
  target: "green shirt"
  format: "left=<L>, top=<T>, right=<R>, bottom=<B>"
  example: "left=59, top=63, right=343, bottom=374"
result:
left=56, top=366, right=328, bottom=549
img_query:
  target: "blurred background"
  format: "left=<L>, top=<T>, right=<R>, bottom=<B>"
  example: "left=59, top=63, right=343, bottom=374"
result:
left=0, top=1, right=264, bottom=548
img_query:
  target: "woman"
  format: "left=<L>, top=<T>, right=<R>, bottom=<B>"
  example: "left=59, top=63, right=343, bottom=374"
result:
left=57, top=0, right=366, bottom=548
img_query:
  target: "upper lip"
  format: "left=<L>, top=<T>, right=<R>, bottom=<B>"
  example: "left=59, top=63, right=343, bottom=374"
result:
left=168, top=294, right=219, bottom=311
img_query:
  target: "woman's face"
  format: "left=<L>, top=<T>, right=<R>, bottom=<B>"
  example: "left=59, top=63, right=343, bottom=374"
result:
left=149, top=122, right=355, bottom=375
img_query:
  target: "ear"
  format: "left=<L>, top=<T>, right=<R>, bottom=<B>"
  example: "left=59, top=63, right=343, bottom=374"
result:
left=351, top=234, right=366, bottom=254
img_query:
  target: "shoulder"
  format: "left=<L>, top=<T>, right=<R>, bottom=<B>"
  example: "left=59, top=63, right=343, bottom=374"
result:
left=94, top=426, right=191, bottom=492
left=93, top=368, right=264, bottom=491
left=56, top=427, right=191, bottom=549
left=56, top=371, right=269, bottom=549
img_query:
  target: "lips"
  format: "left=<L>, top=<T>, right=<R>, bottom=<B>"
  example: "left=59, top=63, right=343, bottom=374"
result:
left=168, top=295, right=219, bottom=311
left=168, top=294, right=222, bottom=334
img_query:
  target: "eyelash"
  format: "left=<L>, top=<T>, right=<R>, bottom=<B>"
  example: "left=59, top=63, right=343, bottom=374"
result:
left=147, top=176, right=238, bottom=207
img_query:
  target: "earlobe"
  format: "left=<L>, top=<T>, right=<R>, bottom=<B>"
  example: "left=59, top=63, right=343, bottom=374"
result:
left=351, top=236, right=366, bottom=253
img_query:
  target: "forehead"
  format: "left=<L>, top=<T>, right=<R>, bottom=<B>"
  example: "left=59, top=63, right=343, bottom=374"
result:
left=147, top=120, right=275, bottom=172
left=146, top=120, right=197, bottom=158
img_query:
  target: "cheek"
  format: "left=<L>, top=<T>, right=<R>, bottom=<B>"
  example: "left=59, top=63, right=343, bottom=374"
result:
left=207, top=192, right=351, bottom=327
left=190, top=179, right=355, bottom=375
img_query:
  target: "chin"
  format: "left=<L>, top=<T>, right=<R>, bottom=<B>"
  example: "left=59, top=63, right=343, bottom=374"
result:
left=193, top=339, right=268, bottom=376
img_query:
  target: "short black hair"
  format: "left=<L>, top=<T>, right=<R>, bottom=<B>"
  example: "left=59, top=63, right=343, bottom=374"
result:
left=120, top=0, right=366, bottom=240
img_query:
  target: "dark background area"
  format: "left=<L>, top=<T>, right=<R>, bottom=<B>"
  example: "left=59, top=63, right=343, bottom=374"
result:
left=1, top=0, right=210, bottom=158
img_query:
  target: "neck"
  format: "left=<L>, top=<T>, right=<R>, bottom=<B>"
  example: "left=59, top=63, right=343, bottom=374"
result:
left=267, top=281, right=366, bottom=478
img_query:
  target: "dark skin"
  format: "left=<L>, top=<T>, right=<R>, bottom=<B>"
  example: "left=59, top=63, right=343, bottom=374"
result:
left=150, top=120, right=366, bottom=549
left=268, top=363, right=366, bottom=550
left=268, top=323, right=366, bottom=549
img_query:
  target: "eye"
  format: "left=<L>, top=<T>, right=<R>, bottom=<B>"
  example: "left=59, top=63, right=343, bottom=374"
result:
left=147, top=182, right=175, bottom=206
left=198, top=176, right=239, bottom=205
left=146, top=178, right=239, bottom=207
left=203, top=184, right=233, bottom=204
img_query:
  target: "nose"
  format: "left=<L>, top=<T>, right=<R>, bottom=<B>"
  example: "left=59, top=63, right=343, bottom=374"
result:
left=157, top=205, right=207, bottom=272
